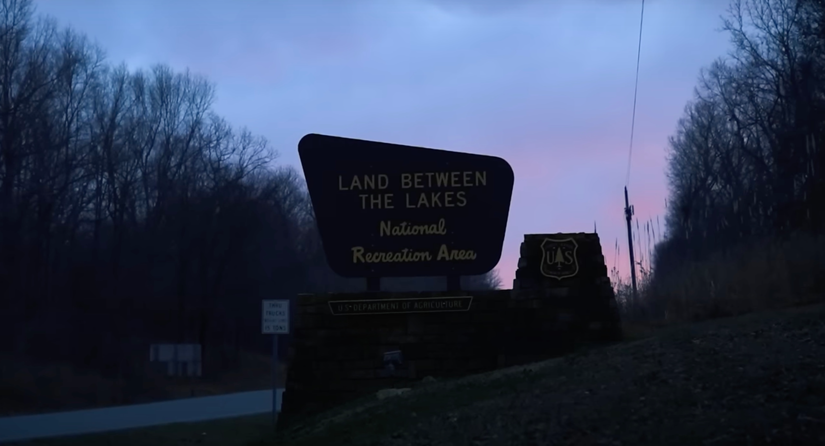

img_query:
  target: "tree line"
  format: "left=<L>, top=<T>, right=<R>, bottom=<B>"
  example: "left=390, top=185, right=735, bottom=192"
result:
left=653, top=0, right=824, bottom=288
left=0, top=0, right=499, bottom=385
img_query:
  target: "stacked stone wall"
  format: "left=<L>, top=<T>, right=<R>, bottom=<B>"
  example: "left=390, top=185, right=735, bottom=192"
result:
left=280, top=233, right=621, bottom=424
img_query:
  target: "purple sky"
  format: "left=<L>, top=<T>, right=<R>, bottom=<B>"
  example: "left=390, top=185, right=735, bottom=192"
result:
left=35, top=0, right=732, bottom=287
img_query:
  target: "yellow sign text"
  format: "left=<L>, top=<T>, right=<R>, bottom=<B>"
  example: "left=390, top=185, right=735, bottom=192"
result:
left=379, top=219, right=448, bottom=237
left=351, top=244, right=477, bottom=264
left=399, top=171, right=487, bottom=189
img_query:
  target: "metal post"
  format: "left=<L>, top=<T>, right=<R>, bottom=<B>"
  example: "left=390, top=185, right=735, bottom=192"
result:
left=272, top=333, right=279, bottom=432
left=624, top=187, right=638, bottom=307
left=262, top=299, right=289, bottom=436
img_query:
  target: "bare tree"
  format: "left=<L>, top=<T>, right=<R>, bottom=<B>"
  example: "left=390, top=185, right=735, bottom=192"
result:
left=655, top=0, right=825, bottom=283
left=0, top=0, right=506, bottom=410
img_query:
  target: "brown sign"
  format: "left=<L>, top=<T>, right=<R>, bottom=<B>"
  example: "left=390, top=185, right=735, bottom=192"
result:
left=328, top=296, right=473, bottom=315
left=540, top=237, right=579, bottom=280
left=298, top=134, right=514, bottom=278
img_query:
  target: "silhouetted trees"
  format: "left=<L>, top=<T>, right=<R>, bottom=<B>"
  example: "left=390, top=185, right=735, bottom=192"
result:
left=0, top=0, right=500, bottom=384
left=654, top=0, right=824, bottom=280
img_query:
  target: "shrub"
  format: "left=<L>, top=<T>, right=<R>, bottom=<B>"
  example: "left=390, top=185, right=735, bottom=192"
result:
left=614, top=233, right=825, bottom=325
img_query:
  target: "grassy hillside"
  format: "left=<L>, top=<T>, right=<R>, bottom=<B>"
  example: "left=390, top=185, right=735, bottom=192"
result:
left=15, top=303, right=825, bottom=446
left=616, top=233, right=825, bottom=324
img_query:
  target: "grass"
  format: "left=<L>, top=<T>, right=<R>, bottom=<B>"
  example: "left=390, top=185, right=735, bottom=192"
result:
left=614, top=232, right=825, bottom=324
left=10, top=303, right=825, bottom=445
left=6, top=358, right=581, bottom=446
left=8, top=414, right=275, bottom=446
left=9, top=232, right=825, bottom=444
left=2, top=316, right=714, bottom=446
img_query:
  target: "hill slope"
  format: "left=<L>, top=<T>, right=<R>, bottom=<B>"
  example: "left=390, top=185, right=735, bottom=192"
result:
left=12, top=304, right=825, bottom=446
left=280, top=304, right=825, bottom=446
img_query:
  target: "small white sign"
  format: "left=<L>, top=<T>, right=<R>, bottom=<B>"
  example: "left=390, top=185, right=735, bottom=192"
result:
left=262, top=300, right=290, bottom=334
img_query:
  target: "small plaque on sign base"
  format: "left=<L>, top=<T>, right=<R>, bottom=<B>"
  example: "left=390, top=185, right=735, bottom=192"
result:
left=329, top=296, right=473, bottom=316
left=379, top=350, right=407, bottom=378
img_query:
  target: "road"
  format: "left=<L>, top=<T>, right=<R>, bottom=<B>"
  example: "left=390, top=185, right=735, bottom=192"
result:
left=0, top=388, right=284, bottom=443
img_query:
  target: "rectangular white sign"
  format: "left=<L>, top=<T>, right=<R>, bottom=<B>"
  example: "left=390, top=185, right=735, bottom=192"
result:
left=262, top=300, right=290, bottom=334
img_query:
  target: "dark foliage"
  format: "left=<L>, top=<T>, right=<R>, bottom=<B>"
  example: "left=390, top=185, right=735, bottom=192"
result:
left=653, top=0, right=825, bottom=287
left=0, top=0, right=500, bottom=393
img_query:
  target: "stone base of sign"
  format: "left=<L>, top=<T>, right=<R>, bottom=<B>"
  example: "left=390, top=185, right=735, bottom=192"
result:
left=512, top=232, right=622, bottom=342
left=279, top=298, right=616, bottom=425
left=279, top=233, right=620, bottom=426
left=279, top=291, right=582, bottom=426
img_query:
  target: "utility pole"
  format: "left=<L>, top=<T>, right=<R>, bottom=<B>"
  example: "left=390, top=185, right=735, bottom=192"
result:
left=624, top=187, right=638, bottom=307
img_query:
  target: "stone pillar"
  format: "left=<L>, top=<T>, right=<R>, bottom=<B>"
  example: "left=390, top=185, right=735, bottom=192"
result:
left=512, top=232, right=622, bottom=342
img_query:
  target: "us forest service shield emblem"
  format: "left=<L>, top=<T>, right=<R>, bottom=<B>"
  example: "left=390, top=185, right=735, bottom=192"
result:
left=540, top=237, right=579, bottom=280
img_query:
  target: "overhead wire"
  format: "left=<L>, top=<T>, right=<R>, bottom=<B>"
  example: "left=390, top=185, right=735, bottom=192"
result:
left=625, top=0, right=646, bottom=188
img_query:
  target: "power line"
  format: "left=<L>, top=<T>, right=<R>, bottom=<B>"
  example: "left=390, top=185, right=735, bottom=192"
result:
left=625, top=0, right=646, bottom=188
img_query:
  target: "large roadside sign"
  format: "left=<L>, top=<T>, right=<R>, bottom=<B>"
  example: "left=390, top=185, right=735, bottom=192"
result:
left=298, top=133, right=514, bottom=278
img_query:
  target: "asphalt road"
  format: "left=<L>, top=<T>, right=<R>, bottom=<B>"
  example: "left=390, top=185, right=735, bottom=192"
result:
left=0, top=389, right=284, bottom=443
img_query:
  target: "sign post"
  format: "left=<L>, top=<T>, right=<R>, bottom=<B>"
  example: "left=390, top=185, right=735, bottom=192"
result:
left=262, top=299, right=290, bottom=433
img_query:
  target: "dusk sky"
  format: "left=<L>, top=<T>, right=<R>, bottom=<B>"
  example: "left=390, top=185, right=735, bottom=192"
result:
left=35, top=0, right=732, bottom=287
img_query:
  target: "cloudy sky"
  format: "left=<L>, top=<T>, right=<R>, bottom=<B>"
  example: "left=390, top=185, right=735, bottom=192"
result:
left=34, top=0, right=732, bottom=287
